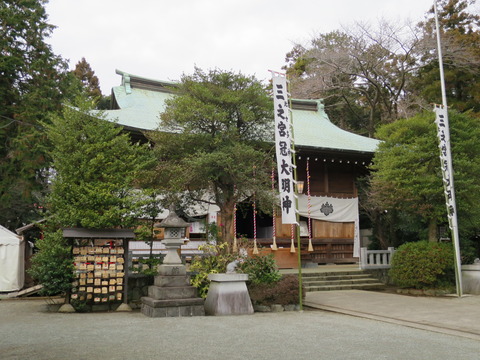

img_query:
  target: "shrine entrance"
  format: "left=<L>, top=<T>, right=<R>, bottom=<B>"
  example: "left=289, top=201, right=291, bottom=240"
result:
left=240, top=153, right=367, bottom=268
left=255, top=218, right=356, bottom=267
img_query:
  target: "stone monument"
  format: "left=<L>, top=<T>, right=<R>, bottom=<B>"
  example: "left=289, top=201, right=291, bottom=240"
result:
left=141, top=207, right=205, bottom=317
left=462, top=258, right=480, bottom=295
left=204, top=259, right=254, bottom=316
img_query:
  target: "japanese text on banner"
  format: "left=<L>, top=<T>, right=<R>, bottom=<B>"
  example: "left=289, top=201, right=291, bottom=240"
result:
left=434, top=106, right=455, bottom=222
left=272, top=74, right=297, bottom=224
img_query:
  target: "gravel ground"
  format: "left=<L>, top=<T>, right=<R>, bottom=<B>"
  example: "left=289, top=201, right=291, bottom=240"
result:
left=1, top=299, right=479, bottom=360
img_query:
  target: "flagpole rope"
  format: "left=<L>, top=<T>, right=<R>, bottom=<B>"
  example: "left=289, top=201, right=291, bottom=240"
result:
left=271, top=168, right=278, bottom=250
left=233, top=185, right=238, bottom=253
left=307, top=158, right=313, bottom=252
left=290, top=224, right=296, bottom=253
left=253, top=166, right=259, bottom=255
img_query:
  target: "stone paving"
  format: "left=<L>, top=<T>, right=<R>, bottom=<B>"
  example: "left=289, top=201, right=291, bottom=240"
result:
left=1, top=296, right=479, bottom=360
left=306, top=290, right=480, bottom=341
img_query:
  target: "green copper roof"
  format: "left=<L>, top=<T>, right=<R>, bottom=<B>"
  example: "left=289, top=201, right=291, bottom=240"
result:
left=108, top=85, right=171, bottom=130
left=100, top=71, right=380, bottom=154
left=291, top=100, right=380, bottom=153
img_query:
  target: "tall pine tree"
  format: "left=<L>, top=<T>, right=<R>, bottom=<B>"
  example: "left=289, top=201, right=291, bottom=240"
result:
left=148, top=68, right=274, bottom=247
left=413, top=0, right=480, bottom=115
left=45, top=97, right=154, bottom=229
left=0, top=0, right=71, bottom=229
left=73, top=57, right=102, bottom=99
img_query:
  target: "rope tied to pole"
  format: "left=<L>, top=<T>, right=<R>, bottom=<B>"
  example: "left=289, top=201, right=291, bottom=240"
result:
left=233, top=187, right=238, bottom=253
left=307, top=158, right=313, bottom=252
left=252, top=166, right=259, bottom=255
left=290, top=224, right=296, bottom=253
left=271, top=167, right=278, bottom=250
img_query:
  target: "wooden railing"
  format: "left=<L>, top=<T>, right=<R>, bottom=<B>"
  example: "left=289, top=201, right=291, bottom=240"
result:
left=360, top=247, right=395, bottom=269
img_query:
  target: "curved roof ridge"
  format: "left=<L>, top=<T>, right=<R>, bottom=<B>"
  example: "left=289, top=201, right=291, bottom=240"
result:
left=291, top=98, right=380, bottom=153
left=102, top=71, right=380, bottom=154
left=115, top=69, right=179, bottom=87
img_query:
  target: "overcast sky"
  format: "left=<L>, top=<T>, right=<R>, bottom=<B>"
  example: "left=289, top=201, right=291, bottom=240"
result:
left=45, top=0, right=440, bottom=94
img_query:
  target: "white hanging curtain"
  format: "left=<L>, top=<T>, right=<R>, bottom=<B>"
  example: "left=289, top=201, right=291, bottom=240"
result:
left=297, top=195, right=360, bottom=257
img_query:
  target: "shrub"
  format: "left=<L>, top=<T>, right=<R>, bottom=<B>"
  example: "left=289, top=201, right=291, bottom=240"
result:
left=389, top=241, right=455, bottom=289
left=28, top=229, right=75, bottom=296
left=189, top=242, right=237, bottom=298
left=248, top=275, right=304, bottom=306
left=237, top=254, right=281, bottom=285
left=130, top=256, right=163, bottom=277
left=70, top=299, right=90, bottom=313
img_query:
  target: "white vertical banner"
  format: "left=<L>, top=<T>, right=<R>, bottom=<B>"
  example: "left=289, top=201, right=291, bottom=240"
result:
left=434, top=105, right=462, bottom=294
left=434, top=106, right=456, bottom=227
left=272, top=74, right=297, bottom=224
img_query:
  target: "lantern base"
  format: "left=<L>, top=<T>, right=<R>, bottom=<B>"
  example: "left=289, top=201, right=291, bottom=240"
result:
left=157, top=264, right=187, bottom=276
left=141, top=263, right=204, bottom=317
left=141, top=297, right=205, bottom=317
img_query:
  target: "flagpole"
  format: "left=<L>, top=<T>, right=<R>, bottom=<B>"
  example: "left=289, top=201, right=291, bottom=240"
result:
left=271, top=70, right=303, bottom=310
left=434, top=1, right=448, bottom=106
left=289, top=95, right=303, bottom=312
left=434, top=1, right=463, bottom=297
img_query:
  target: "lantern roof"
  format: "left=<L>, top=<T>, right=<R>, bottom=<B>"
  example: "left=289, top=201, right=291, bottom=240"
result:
left=155, top=207, right=189, bottom=229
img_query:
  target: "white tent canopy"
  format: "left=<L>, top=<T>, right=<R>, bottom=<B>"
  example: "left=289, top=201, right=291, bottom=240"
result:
left=0, top=225, right=25, bottom=292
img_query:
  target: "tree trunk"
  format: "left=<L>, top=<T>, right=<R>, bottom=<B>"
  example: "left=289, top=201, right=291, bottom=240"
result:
left=368, top=107, right=376, bottom=138
left=220, top=203, right=235, bottom=249
left=149, top=217, right=154, bottom=262
left=428, top=219, right=437, bottom=242
left=375, top=212, right=389, bottom=249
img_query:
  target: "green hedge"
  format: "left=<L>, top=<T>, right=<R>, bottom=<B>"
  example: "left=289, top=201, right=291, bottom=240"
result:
left=389, top=241, right=455, bottom=290
left=237, top=254, right=281, bottom=285
left=247, top=275, right=304, bottom=306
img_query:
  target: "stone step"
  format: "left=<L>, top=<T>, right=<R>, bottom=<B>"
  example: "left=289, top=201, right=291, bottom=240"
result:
left=302, top=271, right=365, bottom=277
left=303, top=278, right=381, bottom=287
left=305, top=283, right=385, bottom=292
left=302, top=274, right=377, bottom=282
left=300, top=270, right=385, bottom=292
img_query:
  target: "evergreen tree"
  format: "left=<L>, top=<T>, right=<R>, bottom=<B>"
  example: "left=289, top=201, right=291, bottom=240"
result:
left=413, top=0, right=480, bottom=115
left=29, top=96, right=153, bottom=297
left=28, top=229, right=74, bottom=296
left=368, top=110, right=480, bottom=257
left=72, top=57, right=102, bottom=99
left=148, top=68, right=274, bottom=247
left=0, top=0, right=70, bottom=229
left=45, top=96, right=154, bottom=229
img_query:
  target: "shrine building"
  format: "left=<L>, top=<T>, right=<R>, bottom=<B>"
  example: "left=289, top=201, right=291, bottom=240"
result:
left=98, top=70, right=380, bottom=267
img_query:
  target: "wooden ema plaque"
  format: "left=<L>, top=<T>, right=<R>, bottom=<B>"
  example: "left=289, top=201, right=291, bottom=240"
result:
left=71, top=239, right=125, bottom=303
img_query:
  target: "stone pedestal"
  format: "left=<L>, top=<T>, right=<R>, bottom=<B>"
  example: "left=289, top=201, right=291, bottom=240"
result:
left=204, top=274, right=254, bottom=316
left=141, top=264, right=205, bottom=317
left=462, top=263, right=480, bottom=295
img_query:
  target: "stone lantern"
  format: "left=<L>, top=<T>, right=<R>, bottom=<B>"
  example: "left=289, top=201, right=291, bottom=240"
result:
left=141, top=206, right=205, bottom=317
left=156, top=207, right=189, bottom=267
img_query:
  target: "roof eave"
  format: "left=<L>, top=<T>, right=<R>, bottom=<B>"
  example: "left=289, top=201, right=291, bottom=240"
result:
left=296, top=144, right=377, bottom=157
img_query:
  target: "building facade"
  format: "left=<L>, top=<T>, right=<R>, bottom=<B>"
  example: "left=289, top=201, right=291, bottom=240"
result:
left=99, top=70, right=380, bottom=266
